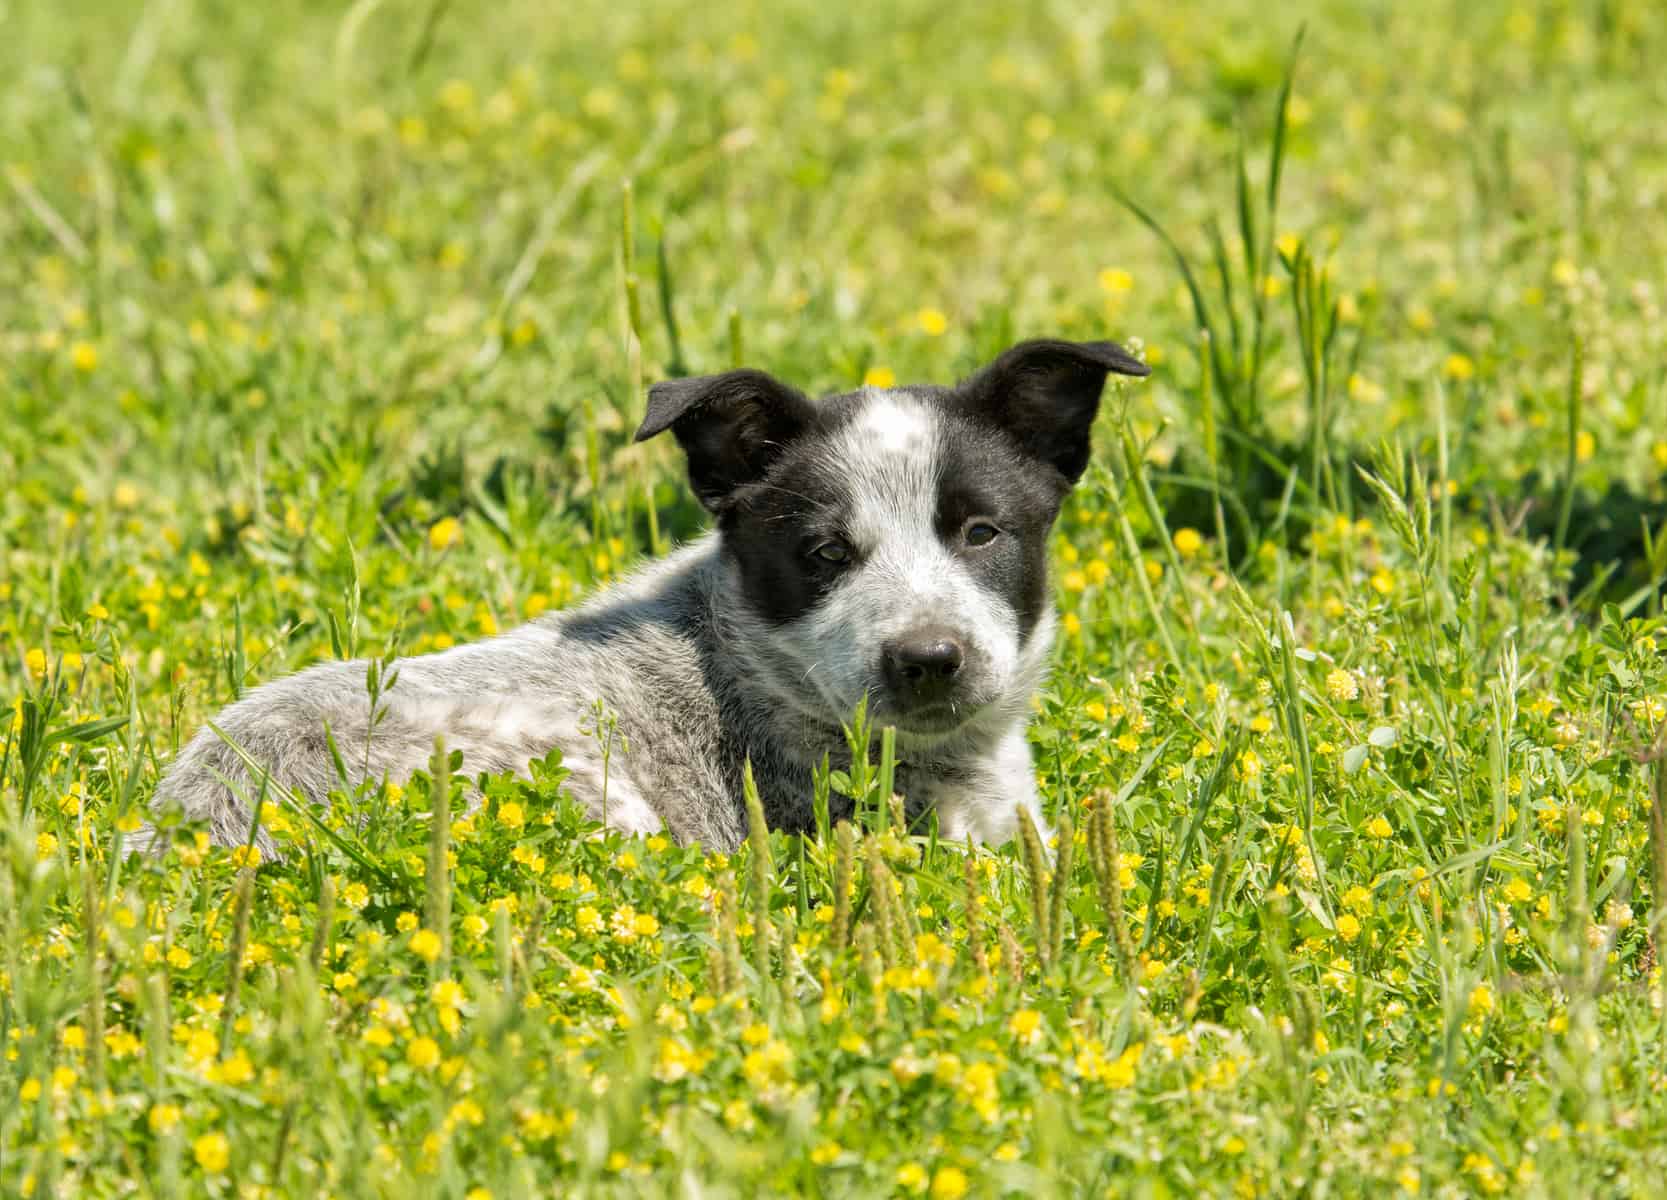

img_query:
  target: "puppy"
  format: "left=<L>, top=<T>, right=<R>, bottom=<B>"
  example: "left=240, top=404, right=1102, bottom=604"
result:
left=151, top=338, right=1148, bottom=854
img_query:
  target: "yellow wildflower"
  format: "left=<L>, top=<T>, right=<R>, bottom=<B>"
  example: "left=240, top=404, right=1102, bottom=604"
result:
left=428, top=517, right=462, bottom=552
left=193, top=1132, right=230, bottom=1173
left=407, top=1037, right=441, bottom=1070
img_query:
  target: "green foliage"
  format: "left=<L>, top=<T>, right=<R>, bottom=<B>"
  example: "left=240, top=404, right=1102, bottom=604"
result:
left=4, top=0, right=1667, bottom=1196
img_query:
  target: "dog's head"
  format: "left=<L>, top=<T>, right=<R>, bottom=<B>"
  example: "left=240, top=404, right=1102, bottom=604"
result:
left=635, top=339, right=1149, bottom=747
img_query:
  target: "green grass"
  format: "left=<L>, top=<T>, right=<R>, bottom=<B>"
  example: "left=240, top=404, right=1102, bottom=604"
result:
left=5, top=0, right=1667, bottom=1195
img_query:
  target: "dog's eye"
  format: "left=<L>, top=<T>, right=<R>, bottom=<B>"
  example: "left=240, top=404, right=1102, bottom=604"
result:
left=811, top=538, right=851, bottom=565
left=964, top=521, right=1000, bottom=547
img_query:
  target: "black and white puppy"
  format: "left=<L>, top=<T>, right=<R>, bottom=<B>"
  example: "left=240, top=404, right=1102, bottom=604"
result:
left=152, top=338, right=1148, bottom=854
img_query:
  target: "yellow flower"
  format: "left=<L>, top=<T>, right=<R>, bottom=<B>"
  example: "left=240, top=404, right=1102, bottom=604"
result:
left=1574, top=430, right=1595, bottom=463
left=1467, top=983, right=1495, bottom=1018
left=428, top=517, right=462, bottom=552
left=148, top=1103, right=181, bottom=1134
left=1098, top=267, right=1134, bottom=294
left=1502, top=878, right=1533, bottom=904
left=1442, top=353, right=1475, bottom=381
left=407, top=1036, right=441, bottom=1070
left=193, top=1132, right=231, bottom=1174
left=863, top=365, right=897, bottom=388
left=497, top=801, right=525, bottom=829
left=409, top=929, right=442, bottom=962
left=185, top=1028, right=219, bottom=1064
left=1172, top=527, right=1203, bottom=557
left=1335, top=913, right=1361, bottom=942
left=229, top=845, right=262, bottom=870
left=211, top=1050, right=255, bottom=1086
left=897, top=1163, right=930, bottom=1194
left=25, top=648, right=48, bottom=676
left=1007, top=1009, right=1043, bottom=1046
left=35, top=832, right=59, bottom=861
left=1651, top=441, right=1667, bottom=470
left=70, top=341, right=99, bottom=372
left=931, top=1166, right=969, bottom=1200
left=916, top=308, right=948, bottom=336
left=1366, top=815, right=1393, bottom=839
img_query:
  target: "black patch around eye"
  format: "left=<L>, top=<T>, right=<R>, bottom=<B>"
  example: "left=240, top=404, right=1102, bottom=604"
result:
left=932, top=414, right=1067, bottom=636
left=721, top=435, right=854, bottom=625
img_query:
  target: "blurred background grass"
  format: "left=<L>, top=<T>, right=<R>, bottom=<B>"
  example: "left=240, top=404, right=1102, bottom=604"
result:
left=4, top=0, right=1665, bottom=488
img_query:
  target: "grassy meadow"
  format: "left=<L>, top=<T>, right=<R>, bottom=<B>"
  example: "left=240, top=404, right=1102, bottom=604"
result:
left=6, top=0, right=1667, bottom=1194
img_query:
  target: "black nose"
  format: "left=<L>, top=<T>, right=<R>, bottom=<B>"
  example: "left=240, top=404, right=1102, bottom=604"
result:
left=882, top=631, right=965, bottom=705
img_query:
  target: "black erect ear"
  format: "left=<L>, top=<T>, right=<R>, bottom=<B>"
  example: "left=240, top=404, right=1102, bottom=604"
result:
left=634, top=369, right=817, bottom=512
left=957, top=339, right=1150, bottom=484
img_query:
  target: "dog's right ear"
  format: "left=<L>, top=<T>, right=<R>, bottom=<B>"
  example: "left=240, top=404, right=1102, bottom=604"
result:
left=634, top=369, right=817, bottom=512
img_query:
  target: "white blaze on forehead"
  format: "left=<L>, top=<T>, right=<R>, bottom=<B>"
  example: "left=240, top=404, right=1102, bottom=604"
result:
left=835, top=390, right=942, bottom=546
left=854, top=388, right=936, bottom=451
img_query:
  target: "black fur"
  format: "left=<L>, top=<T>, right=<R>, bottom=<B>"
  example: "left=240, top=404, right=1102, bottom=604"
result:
left=635, top=369, right=817, bottom=512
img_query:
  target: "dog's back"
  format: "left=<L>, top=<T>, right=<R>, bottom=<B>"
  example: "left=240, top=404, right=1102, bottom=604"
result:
left=154, top=540, right=744, bottom=853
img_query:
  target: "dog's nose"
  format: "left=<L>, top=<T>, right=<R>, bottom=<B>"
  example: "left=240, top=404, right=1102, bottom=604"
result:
left=882, top=631, right=965, bottom=704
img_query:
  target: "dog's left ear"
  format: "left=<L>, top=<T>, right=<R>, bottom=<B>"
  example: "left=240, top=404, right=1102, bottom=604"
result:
left=957, top=339, right=1150, bottom=484
left=635, top=369, right=817, bottom=512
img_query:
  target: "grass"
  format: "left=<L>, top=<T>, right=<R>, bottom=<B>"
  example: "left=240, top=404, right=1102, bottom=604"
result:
left=4, top=0, right=1667, bottom=1195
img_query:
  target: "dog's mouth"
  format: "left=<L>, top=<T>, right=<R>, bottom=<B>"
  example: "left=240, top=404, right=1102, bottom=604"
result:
left=865, top=695, right=986, bottom=738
